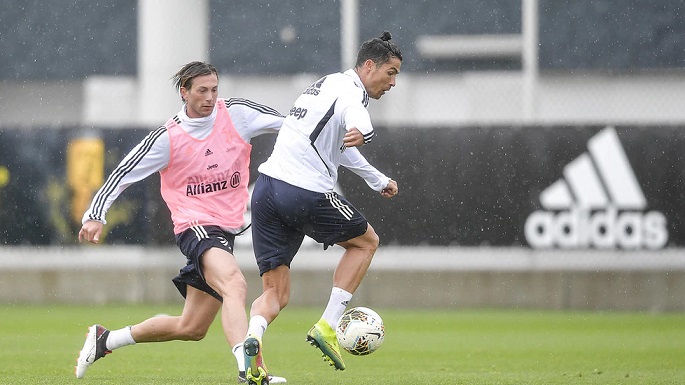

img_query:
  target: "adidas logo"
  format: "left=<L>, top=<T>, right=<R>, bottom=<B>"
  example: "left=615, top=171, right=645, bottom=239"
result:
left=205, top=149, right=213, bottom=156
left=524, top=127, right=667, bottom=249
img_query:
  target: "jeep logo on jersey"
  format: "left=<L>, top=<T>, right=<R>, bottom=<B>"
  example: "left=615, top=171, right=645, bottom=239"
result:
left=289, top=106, right=308, bottom=120
left=524, top=127, right=668, bottom=249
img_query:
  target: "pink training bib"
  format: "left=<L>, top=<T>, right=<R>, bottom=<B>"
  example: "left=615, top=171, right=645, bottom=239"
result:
left=160, top=99, right=252, bottom=234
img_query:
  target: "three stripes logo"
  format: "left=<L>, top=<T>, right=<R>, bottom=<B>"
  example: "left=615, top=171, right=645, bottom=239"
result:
left=325, top=192, right=354, bottom=220
left=234, top=183, right=346, bottom=249
left=190, top=223, right=209, bottom=241
left=524, top=127, right=667, bottom=249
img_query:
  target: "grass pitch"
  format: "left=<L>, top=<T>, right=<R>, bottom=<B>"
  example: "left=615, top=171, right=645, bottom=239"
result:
left=0, top=304, right=683, bottom=384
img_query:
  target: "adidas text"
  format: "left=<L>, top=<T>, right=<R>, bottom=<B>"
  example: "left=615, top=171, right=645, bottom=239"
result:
left=525, top=207, right=667, bottom=249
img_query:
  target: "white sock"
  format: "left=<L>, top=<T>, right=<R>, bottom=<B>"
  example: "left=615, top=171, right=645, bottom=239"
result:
left=105, top=326, right=136, bottom=350
left=322, top=287, right=353, bottom=329
left=247, top=315, right=268, bottom=339
left=232, top=343, right=245, bottom=372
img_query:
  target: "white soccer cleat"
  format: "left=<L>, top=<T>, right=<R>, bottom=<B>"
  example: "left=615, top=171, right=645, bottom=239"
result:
left=75, top=324, right=112, bottom=379
left=266, top=374, right=287, bottom=384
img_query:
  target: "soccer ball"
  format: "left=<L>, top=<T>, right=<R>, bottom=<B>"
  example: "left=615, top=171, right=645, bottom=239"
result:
left=335, top=307, right=385, bottom=355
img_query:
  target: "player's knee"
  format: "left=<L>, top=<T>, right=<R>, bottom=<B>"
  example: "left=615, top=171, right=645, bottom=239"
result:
left=341, top=225, right=380, bottom=252
left=179, top=325, right=209, bottom=341
left=362, top=226, right=380, bottom=251
left=228, top=274, right=248, bottom=298
left=213, top=270, right=248, bottom=300
left=278, top=292, right=290, bottom=310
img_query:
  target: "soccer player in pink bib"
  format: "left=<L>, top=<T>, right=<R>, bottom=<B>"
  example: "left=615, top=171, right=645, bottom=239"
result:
left=75, top=61, right=286, bottom=384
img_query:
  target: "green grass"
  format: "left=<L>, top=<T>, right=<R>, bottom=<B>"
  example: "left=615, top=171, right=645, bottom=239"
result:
left=0, top=305, right=683, bottom=384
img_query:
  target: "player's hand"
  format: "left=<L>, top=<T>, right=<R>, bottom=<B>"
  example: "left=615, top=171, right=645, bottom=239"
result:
left=380, top=179, right=398, bottom=198
left=78, top=220, right=104, bottom=244
left=343, top=128, right=365, bottom=148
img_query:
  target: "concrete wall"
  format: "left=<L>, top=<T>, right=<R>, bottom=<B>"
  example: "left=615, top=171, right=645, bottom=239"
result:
left=2, top=246, right=683, bottom=312
left=4, top=72, right=685, bottom=129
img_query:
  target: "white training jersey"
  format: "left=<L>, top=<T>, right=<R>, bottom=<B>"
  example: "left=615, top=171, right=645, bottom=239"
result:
left=258, top=69, right=390, bottom=193
left=82, top=98, right=283, bottom=225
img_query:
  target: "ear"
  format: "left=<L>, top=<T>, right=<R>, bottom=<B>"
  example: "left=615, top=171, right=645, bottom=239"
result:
left=364, top=59, right=376, bottom=71
left=180, top=87, right=189, bottom=102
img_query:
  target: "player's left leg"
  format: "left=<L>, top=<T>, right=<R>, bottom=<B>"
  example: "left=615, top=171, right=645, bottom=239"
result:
left=298, top=191, right=376, bottom=371
left=334, top=224, right=379, bottom=294
left=75, top=287, right=219, bottom=379
left=75, top=324, right=113, bottom=378
left=130, top=286, right=220, bottom=342
left=305, top=224, right=379, bottom=371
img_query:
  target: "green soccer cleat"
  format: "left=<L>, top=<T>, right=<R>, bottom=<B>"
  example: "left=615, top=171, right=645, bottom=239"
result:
left=243, top=335, right=269, bottom=385
left=306, top=318, right=346, bottom=370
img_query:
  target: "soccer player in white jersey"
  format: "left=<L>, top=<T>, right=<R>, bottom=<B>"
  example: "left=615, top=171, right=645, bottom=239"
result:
left=242, top=31, right=401, bottom=382
left=75, top=61, right=287, bottom=384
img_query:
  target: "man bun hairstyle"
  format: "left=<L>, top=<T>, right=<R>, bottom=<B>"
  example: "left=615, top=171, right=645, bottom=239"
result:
left=171, top=61, right=218, bottom=102
left=355, top=30, right=403, bottom=68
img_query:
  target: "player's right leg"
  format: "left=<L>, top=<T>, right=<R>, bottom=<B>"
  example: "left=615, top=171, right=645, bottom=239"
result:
left=202, top=246, right=280, bottom=384
left=201, top=247, right=248, bottom=349
left=243, top=334, right=268, bottom=385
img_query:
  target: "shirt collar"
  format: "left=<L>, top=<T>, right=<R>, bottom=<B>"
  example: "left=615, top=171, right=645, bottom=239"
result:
left=178, top=102, right=217, bottom=128
left=343, top=69, right=369, bottom=108
left=344, top=68, right=365, bottom=90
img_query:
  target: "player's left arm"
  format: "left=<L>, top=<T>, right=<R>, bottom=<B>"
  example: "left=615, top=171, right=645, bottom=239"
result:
left=226, top=98, right=285, bottom=141
left=380, top=178, right=398, bottom=198
left=343, top=127, right=366, bottom=147
left=340, top=147, right=398, bottom=198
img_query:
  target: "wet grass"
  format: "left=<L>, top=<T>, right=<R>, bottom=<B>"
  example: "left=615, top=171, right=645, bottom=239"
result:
left=0, top=304, right=683, bottom=384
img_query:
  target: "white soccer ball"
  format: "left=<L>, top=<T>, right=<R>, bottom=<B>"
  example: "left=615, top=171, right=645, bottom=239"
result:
left=335, top=306, right=385, bottom=355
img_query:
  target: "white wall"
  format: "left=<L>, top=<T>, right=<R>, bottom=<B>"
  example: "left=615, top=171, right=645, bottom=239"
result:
left=137, top=0, right=209, bottom=125
left=2, top=246, right=683, bottom=310
left=3, top=72, right=685, bottom=129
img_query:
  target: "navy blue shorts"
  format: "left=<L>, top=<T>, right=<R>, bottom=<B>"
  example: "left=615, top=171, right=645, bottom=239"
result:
left=251, top=174, right=368, bottom=276
left=172, top=225, right=236, bottom=302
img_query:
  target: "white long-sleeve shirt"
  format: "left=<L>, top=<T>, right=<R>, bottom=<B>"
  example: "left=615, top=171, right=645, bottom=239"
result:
left=258, top=69, right=391, bottom=193
left=82, top=98, right=283, bottom=225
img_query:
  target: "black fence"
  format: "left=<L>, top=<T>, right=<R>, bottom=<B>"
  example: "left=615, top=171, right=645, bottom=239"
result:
left=0, top=125, right=682, bottom=249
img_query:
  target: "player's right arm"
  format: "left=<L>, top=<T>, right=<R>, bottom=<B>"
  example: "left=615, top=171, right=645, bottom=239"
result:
left=79, top=127, right=170, bottom=243
left=78, top=219, right=104, bottom=244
